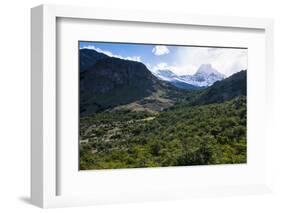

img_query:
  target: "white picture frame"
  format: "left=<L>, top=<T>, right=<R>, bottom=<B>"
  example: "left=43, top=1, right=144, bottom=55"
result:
left=31, top=4, right=274, bottom=208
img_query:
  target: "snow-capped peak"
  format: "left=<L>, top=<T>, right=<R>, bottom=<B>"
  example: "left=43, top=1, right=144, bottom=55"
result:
left=180, top=64, right=225, bottom=87
left=152, top=64, right=226, bottom=88
left=194, top=64, right=225, bottom=79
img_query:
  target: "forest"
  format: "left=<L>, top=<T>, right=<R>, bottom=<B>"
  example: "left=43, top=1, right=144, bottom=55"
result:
left=80, top=96, right=246, bottom=170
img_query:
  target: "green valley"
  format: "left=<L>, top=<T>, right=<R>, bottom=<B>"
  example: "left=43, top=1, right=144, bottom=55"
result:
left=79, top=47, right=247, bottom=170
left=80, top=96, right=246, bottom=169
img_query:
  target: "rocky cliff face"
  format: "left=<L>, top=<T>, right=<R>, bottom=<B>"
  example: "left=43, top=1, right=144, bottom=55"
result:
left=79, top=48, right=108, bottom=72
left=81, top=57, right=157, bottom=94
left=80, top=57, right=178, bottom=116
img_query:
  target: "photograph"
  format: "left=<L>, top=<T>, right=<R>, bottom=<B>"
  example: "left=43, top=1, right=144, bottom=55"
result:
left=79, top=41, right=247, bottom=170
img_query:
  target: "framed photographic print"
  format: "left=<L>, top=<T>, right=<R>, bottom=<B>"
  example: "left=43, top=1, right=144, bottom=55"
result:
left=31, top=4, right=274, bottom=208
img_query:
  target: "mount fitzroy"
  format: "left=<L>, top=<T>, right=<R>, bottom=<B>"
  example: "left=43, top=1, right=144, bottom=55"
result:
left=79, top=48, right=246, bottom=116
left=152, top=64, right=226, bottom=88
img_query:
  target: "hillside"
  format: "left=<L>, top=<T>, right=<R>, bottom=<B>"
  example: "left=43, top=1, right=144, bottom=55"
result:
left=191, top=70, right=246, bottom=105
left=80, top=56, right=185, bottom=116
left=80, top=97, right=246, bottom=169
left=79, top=48, right=108, bottom=72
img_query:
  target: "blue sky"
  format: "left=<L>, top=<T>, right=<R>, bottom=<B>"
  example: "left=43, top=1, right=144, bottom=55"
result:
left=79, top=41, right=247, bottom=77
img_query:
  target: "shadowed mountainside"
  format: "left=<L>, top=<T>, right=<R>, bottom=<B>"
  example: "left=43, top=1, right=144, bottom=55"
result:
left=79, top=48, right=109, bottom=72
left=191, top=70, right=246, bottom=105
left=80, top=56, right=185, bottom=116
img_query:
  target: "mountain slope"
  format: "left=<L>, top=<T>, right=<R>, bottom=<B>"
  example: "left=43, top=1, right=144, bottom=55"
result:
left=79, top=48, right=109, bottom=72
left=191, top=70, right=246, bottom=105
left=170, top=81, right=199, bottom=90
left=152, top=69, right=179, bottom=82
left=80, top=57, right=184, bottom=116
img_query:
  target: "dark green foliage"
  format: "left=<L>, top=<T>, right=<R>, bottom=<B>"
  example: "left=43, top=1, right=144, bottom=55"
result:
left=169, top=80, right=200, bottom=90
left=191, top=70, right=246, bottom=105
left=80, top=97, right=247, bottom=170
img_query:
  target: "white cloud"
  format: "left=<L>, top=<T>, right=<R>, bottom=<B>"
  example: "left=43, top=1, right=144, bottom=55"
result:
left=152, top=45, right=170, bottom=56
left=176, top=47, right=247, bottom=76
left=151, top=62, right=197, bottom=76
left=152, top=62, right=168, bottom=71
left=81, top=45, right=141, bottom=62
